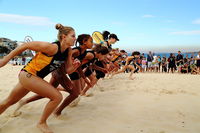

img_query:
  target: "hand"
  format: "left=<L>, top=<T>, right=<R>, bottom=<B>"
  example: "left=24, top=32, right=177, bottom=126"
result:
left=73, top=59, right=81, bottom=69
left=102, top=68, right=108, bottom=73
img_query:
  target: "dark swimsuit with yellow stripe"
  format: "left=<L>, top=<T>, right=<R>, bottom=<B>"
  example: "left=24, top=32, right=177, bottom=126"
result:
left=22, top=41, right=68, bottom=79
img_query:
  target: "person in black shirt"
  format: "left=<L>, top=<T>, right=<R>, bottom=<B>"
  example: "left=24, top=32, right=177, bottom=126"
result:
left=176, top=51, right=183, bottom=73
left=102, top=31, right=119, bottom=52
left=147, top=51, right=153, bottom=72
left=168, top=53, right=176, bottom=73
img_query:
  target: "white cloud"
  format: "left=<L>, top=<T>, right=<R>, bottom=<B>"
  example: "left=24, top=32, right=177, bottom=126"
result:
left=0, top=13, right=55, bottom=26
left=192, top=19, right=200, bottom=24
left=170, top=30, right=200, bottom=35
left=142, top=14, right=155, bottom=18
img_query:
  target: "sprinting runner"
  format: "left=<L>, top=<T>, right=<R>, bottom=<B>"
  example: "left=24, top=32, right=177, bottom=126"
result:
left=13, top=34, right=94, bottom=118
left=0, top=24, right=76, bottom=133
left=110, top=51, right=141, bottom=80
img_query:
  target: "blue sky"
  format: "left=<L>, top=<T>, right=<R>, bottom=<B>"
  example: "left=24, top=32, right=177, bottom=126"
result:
left=0, top=0, right=200, bottom=53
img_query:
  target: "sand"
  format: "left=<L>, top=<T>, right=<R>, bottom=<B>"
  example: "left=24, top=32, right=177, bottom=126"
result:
left=0, top=64, right=200, bottom=133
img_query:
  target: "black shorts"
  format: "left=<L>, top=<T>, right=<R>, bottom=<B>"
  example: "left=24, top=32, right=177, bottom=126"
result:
left=69, top=72, right=80, bottom=80
left=84, top=68, right=93, bottom=77
left=96, top=71, right=105, bottom=79
left=168, top=64, right=176, bottom=68
left=197, top=60, right=200, bottom=67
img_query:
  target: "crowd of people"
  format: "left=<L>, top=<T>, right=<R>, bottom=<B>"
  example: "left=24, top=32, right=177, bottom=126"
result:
left=131, top=51, right=200, bottom=74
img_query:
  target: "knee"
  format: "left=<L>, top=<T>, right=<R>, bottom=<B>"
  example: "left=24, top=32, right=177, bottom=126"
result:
left=53, top=92, right=63, bottom=103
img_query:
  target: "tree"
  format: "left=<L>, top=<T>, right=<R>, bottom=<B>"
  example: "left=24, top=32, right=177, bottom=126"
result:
left=0, top=46, right=9, bottom=54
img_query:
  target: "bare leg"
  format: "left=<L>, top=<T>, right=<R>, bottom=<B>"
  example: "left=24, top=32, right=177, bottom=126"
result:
left=19, top=71, right=63, bottom=133
left=81, top=74, right=96, bottom=96
left=13, top=75, right=60, bottom=115
left=110, top=65, right=127, bottom=78
left=0, top=82, right=29, bottom=114
left=129, top=65, right=136, bottom=80
left=54, top=79, right=81, bottom=117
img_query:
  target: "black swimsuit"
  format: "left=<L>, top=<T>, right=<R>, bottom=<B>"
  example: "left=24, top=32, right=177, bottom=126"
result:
left=69, top=47, right=87, bottom=80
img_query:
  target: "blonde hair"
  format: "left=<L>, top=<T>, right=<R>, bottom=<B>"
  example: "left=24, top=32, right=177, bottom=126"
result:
left=55, top=23, right=74, bottom=41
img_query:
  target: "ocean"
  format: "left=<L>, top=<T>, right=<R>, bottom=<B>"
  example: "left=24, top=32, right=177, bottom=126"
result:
left=128, top=52, right=199, bottom=58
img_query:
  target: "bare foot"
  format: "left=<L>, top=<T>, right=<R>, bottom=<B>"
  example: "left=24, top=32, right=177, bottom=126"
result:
left=37, top=123, right=53, bottom=133
left=85, top=93, right=94, bottom=97
left=69, top=97, right=81, bottom=107
left=10, top=111, right=22, bottom=117
left=53, top=111, right=61, bottom=118
left=12, top=100, right=26, bottom=116
left=80, top=92, right=85, bottom=96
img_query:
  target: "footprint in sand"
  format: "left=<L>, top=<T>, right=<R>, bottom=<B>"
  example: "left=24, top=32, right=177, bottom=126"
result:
left=177, top=111, right=185, bottom=117
left=10, top=111, right=22, bottom=117
left=85, top=93, right=94, bottom=97
left=160, top=89, right=174, bottom=95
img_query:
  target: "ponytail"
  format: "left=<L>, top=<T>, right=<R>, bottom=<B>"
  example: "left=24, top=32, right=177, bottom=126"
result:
left=102, top=31, right=110, bottom=40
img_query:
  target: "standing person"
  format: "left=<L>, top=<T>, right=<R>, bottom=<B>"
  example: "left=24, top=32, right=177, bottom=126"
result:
left=161, top=56, right=167, bottom=72
left=176, top=51, right=183, bottom=73
left=147, top=51, right=153, bottom=72
left=22, top=56, right=26, bottom=65
left=157, top=55, right=161, bottom=72
left=153, top=56, right=159, bottom=72
left=168, top=53, right=176, bottom=73
left=141, top=57, right=147, bottom=72
left=189, top=52, right=195, bottom=66
left=0, top=23, right=76, bottom=133
left=196, top=51, right=200, bottom=72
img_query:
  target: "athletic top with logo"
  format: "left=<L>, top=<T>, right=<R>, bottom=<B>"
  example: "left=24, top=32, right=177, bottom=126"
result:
left=22, top=41, right=68, bottom=78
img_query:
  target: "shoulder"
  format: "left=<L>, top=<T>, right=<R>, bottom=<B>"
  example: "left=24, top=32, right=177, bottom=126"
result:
left=48, top=42, right=59, bottom=55
left=86, top=52, right=95, bottom=59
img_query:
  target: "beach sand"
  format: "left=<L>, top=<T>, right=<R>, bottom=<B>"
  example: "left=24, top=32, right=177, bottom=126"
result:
left=0, top=64, right=200, bottom=133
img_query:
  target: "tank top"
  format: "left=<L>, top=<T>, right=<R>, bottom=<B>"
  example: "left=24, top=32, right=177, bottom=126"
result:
left=22, top=41, right=68, bottom=78
left=72, top=46, right=87, bottom=62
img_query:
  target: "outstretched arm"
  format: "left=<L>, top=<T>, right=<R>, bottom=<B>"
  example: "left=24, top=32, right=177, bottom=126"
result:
left=0, top=41, right=57, bottom=67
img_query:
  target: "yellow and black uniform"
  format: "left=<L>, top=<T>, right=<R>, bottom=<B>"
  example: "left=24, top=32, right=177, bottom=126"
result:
left=22, top=41, right=68, bottom=79
left=112, top=55, right=121, bottom=63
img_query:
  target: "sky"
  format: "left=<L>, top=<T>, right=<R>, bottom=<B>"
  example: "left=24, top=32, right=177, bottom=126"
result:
left=0, top=0, right=200, bottom=53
